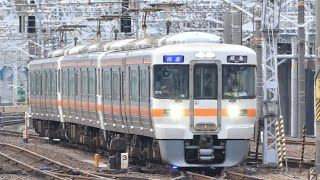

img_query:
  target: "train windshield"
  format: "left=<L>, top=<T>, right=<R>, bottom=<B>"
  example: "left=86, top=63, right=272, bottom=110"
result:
left=222, top=65, right=255, bottom=99
left=154, top=65, right=189, bottom=99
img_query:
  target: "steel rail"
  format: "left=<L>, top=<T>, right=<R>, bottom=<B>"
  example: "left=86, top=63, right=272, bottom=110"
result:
left=185, top=171, right=216, bottom=180
left=0, top=119, right=24, bottom=127
left=0, top=143, right=109, bottom=179
left=0, top=151, right=65, bottom=180
left=224, top=171, right=264, bottom=180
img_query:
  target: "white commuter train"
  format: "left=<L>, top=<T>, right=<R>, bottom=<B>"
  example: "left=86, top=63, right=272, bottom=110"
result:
left=28, top=32, right=257, bottom=172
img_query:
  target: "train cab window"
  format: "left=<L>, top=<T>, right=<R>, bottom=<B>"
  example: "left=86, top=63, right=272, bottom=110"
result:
left=81, top=70, right=88, bottom=96
left=222, top=65, right=255, bottom=99
left=103, top=70, right=111, bottom=100
left=88, top=71, right=95, bottom=97
left=112, top=70, right=119, bottom=101
left=130, top=69, right=138, bottom=102
left=194, top=64, right=218, bottom=99
left=69, top=70, right=75, bottom=96
left=62, top=70, right=68, bottom=97
left=154, top=65, right=188, bottom=99
left=140, top=69, right=148, bottom=102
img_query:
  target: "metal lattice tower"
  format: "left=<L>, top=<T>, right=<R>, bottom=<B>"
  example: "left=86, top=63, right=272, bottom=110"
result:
left=261, top=0, right=281, bottom=164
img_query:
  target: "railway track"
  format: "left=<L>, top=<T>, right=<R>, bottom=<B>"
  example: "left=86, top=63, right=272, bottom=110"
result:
left=224, top=171, right=264, bottom=180
left=248, top=151, right=314, bottom=168
left=185, top=171, right=216, bottom=180
left=0, top=117, right=46, bottom=140
left=0, top=143, right=110, bottom=179
left=0, top=119, right=312, bottom=179
left=184, top=171, right=264, bottom=180
left=0, top=119, right=24, bottom=127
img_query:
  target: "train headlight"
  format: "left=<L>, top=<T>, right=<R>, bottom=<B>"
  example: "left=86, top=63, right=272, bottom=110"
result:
left=228, top=105, right=240, bottom=117
left=169, top=104, right=184, bottom=119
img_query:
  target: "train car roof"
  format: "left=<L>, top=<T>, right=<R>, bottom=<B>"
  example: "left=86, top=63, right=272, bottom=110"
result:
left=153, top=43, right=256, bottom=55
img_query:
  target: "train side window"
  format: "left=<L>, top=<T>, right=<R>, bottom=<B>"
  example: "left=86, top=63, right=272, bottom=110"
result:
left=130, top=69, right=138, bottom=102
left=35, top=72, right=38, bottom=95
left=58, top=69, right=61, bottom=93
left=63, top=70, right=68, bottom=97
left=140, top=69, right=148, bottom=102
left=69, top=69, right=75, bottom=96
left=35, top=73, right=37, bottom=95
left=81, top=69, right=88, bottom=96
left=38, top=73, right=41, bottom=95
left=52, top=71, right=56, bottom=96
left=103, top=70, right=111, bottom=100
left=31, top=72, right=34, bottom=95
left=40, top=73, right=43, bottom=95
left=75, top=70, right=78, bottom=96
left=88, top=70, right=95, bottom=97
left=112, top=70, right=119, bottom=101
left=46, top=71, right=51, bottom=95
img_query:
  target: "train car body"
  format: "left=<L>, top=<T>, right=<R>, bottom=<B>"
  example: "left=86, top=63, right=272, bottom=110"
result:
left=28, top=32, right=257, bottom=170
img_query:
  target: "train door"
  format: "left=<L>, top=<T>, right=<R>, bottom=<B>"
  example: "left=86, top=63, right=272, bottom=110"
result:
left=81, top=68, right=90, bottom=122
left=31, top=71, right=38, bottom=118
left=189, top=61, right=222, bottom=133
left=40, top=71, right=45, bottom=119
left=121, top=67, right=129, bottom=133
left=88, top=68, right=98, bottom=123
left=74, top=68, right=81, bottom=122
left=68, top=68, right=76, bottom=123
left=111, top=67, right=123, bottom=133
left=45, top=70, right=50, bottom=120
left=62, top=69, right=70, bottom=121
left=128, top=66, right=141, bottom=135
left=102, top=68, right=113, bottom=131
left=140, top=66, right=152, bottom=136
left=51, top=70, right=58, bottom=121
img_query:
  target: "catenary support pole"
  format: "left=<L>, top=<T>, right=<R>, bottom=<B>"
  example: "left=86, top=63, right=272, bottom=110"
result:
left=254, top=3, right=263, bottom=152
left=291, top=36, right=298, bottom=137
left=232, top=9, right=242, bottom=45
left=297, top=0, right=305, bottom=138
left=223, top=12, right=232, bottom=44
left=315, top=0, right=320, bottom=175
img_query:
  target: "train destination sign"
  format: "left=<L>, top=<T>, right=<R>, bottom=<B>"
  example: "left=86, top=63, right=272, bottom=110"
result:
left=227, top=55, right=247, bottom=63
left=163, top=55, right=184, bottom=63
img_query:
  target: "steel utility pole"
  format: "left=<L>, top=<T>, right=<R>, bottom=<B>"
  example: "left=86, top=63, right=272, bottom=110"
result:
left=232, top=9, right=242, bottom=45
left=315, top=0, right=320, bottom=174
left=223, top=12, right=232, bottom=44
left=297, top=0, right=305, bottom=138
left=291, top=36, right=298, bottom=137
left=261, top=0, right=280, bottom=165
left=254, top=2, right=263, bottom=157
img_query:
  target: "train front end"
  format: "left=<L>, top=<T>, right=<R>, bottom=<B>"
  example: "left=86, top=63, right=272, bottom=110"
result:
left=151, top=42, right=257, bottom=168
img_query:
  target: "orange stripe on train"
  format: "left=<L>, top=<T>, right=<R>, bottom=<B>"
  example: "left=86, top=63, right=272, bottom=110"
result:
left=152, top=108, right=256, bottom=117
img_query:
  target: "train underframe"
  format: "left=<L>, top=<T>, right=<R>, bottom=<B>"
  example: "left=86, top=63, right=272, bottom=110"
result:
left=32, top=119, right=244, bottom=175
left=32, top=119, right=162, bottom=162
